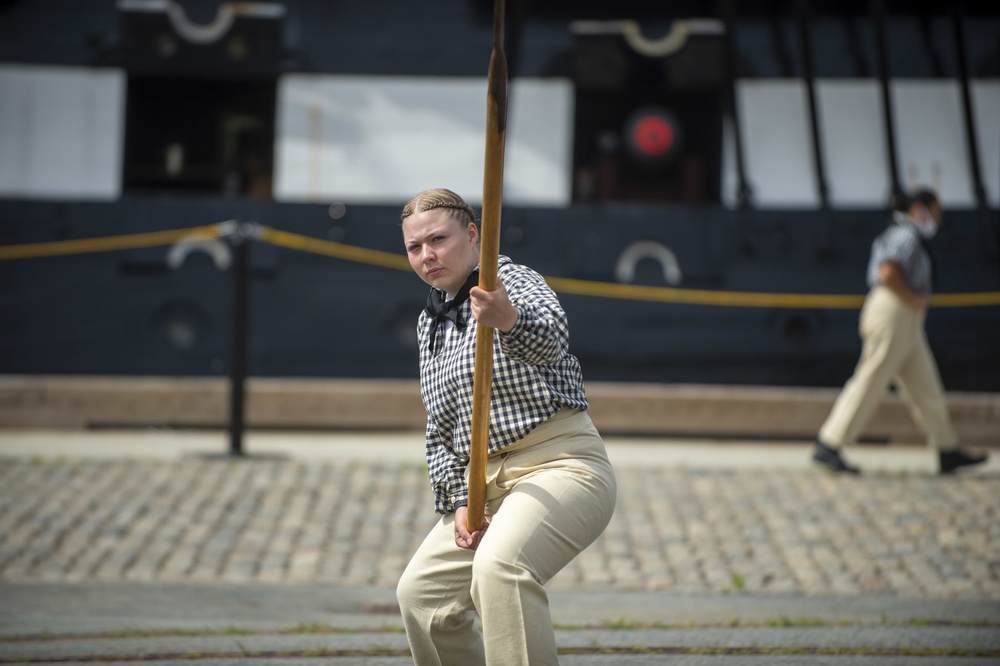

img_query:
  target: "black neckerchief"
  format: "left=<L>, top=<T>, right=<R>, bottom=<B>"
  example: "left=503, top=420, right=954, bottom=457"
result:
left=424, top=270, right=479, bottom=354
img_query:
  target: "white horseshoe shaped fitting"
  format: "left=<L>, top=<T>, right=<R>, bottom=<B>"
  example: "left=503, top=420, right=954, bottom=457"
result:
left=615, top=240, right=683, bottom=285
left=166, top=234, right=232, bottom=271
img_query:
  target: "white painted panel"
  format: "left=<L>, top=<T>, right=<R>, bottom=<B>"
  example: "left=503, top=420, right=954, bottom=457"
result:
left=724, top=78, right=998, bottom=210
left=972, top=81, right=999, bottom=207
left=893, top=80, right=974, bottom=208
left=503, top=79, right=574, bottom=206
left=274, top=75, right=572, bottom=206
left=730, top=79, right=820, bottom=208
left=0, top=69, right=28, bottom=194
left=816, top=80, right=890, bottom=208
left=0, top=64, right=124, bottom=200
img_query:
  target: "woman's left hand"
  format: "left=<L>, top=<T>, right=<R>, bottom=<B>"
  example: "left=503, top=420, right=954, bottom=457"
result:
left=454, top=506, right=489, bottom=550
left=470, top=280, right=518, bottom=333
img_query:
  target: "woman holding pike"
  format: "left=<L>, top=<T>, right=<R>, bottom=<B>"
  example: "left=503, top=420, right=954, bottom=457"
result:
left=395, top=187, right=617, bottom=666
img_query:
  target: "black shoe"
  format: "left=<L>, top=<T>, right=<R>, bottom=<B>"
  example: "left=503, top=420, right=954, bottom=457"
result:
left=812, top=441, right=860, bottom=475
left=939, top=448, right=988, bottom=474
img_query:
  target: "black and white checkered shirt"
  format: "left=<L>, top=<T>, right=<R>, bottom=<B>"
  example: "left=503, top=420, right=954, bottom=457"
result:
left=416, top=255, right=589, bottom=514
left=866, top=212, right=933, bottom=295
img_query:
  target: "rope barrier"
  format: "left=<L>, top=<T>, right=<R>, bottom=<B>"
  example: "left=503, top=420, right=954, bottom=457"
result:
left=930, top=291, right=1000, bottom=307
left=257, top=226, right=412, bottom=272
left=545, top=277, right=1000, bottom=308
left=2, top=222, right=999, bottom=309
left=0, top=224, right=223, bottom=260
left=544, top=276, right=866, bottom=309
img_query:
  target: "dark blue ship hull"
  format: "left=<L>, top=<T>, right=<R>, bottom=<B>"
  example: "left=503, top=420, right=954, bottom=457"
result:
left=1, top=1, right=998, bottom=391
left=2, top=198, right=998, bottom=390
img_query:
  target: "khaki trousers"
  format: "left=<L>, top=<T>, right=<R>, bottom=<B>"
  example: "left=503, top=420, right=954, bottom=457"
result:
left=396, top=408, right=617, bottom=666
left=819, top=286, right=958, bottom=450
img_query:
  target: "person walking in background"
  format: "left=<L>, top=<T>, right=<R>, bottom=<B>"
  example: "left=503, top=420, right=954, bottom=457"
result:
left=395, top=188, right=617, bottom=665
left=813, top=188, right=989, bottom=475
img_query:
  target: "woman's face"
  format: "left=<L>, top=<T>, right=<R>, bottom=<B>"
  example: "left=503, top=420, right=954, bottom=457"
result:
left=402, top=209, right=479, bottom=297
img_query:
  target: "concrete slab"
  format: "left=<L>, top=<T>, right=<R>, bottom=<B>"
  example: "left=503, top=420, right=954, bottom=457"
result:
left=1, top=583, right=997, bottom=665
left=2, top=428, right=999, bottom=476
left=2, top=376, right=998, bottom=446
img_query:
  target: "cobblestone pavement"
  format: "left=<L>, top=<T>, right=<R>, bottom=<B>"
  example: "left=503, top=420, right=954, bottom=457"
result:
left=1, top=444, right=998, bottom=600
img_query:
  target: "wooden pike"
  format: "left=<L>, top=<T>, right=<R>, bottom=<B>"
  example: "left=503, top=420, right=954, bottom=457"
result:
left=467, top=0, right=507, bottom=533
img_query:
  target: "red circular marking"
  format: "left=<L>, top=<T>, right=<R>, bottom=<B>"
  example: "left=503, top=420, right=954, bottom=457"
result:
left=632, top=115, right=675, bottom=156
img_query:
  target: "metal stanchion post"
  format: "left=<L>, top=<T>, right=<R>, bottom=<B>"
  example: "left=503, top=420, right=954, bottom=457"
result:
left=228, top=223, right=251, bottom=456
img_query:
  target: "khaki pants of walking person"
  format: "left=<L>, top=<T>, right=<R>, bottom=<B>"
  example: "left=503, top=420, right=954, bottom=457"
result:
left=396, top=408, right=617, bottom=666
left=819, top=285, right=958, bottom=450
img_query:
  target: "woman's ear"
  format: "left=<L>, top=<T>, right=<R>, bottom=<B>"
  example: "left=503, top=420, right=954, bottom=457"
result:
left=468, top=222, right=479, bottom=244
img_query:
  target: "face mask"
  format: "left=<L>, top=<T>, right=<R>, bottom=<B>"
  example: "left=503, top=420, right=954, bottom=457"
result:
left=913, top=211, right=938, bottom=240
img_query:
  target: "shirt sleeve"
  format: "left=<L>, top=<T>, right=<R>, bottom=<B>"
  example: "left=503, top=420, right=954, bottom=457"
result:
left=497, top=264, right=570, bottom=366
left=872, top=225, right=919, bottom=270
left=425, top=418, right=469, bottom=514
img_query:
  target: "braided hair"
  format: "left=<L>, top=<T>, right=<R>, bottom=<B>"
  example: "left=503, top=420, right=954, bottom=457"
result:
left=400, top=188, right=478, bottom=228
